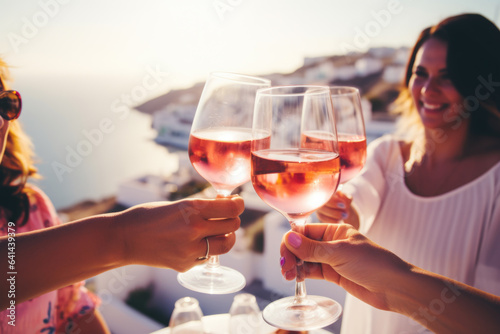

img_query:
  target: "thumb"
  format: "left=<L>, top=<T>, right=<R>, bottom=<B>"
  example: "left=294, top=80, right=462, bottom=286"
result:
left=284, top=231, right=335, bottom=265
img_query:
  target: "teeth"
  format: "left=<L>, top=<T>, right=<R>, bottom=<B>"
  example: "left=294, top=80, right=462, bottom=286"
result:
left=423, top=102, right=443, bottom=110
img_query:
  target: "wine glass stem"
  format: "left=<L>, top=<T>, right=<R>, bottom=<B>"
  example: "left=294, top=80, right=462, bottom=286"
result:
left=205, top=192, right=231, bottom=270
left=206, top=255, right=220, bottom=269
left=337, top=183, right=344, bottom=192
left=290, top=219, right=308, bottom=303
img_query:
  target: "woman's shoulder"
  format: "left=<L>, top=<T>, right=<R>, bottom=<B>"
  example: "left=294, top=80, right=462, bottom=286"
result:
left=368, top=134, right=402, bottom=157
left=26, top=184, right=52, bottom=204
left=25, top=184, right=61, bottom=228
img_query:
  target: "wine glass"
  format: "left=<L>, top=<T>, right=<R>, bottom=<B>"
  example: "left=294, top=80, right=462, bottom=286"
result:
left=177, top=71, right=271, bottom=294
left=251, top=85, right=343, bottom=330
left=330, top=86, right=367, bottom=188
left=169, top=297, right=204, bottom=333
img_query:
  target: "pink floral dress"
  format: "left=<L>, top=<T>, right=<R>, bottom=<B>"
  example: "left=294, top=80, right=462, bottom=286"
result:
left=0, top=186, right=99, bottom=334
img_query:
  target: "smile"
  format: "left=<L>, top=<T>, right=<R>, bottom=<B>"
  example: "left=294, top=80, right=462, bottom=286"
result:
left=421, top=102, right=448, bottom=111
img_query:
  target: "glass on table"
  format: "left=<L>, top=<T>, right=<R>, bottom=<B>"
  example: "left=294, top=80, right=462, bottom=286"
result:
left=229, top=293, right=262, bottom=334
left=169, top=297, right=204, bottom=334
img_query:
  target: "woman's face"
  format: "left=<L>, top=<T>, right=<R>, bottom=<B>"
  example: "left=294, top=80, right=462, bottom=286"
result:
left=0, top=80, right=11, bottom=164
left=409, top=38, right=465, bottom=130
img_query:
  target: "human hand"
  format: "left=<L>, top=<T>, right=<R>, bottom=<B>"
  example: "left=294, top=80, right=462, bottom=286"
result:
left=280, top=223, right=411, bottom=311
left=117, top=196, right=244, bottom=272
left=316, top=191, right=352, bottom=224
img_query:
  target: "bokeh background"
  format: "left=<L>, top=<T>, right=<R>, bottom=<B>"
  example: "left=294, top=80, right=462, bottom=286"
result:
left=0, top=0, right=497, bottom=208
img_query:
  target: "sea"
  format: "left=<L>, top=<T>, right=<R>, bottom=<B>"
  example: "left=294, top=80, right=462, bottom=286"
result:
left=11, top=72, right=178, bottom=210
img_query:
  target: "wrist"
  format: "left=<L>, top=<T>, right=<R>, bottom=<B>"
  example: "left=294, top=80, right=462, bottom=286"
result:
left=383, top=262, right=422, bottom=315
left=107, top=205, right=146, bottom=267
left=386, top=264, right=444, bottom=321
left=92, top=212, right=128, bottom=269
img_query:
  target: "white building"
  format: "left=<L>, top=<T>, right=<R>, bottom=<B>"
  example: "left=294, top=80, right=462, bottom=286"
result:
left=355, top=57, right=384, bottom=76
left=152, top=104, right=195, bottom=150
left=383, top=65, right=406, bottom=84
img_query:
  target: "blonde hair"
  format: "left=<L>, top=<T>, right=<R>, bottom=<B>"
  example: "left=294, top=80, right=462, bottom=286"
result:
left=390, top=89, right=426, bottom=171
left=0, top=57, right=40, bottom=224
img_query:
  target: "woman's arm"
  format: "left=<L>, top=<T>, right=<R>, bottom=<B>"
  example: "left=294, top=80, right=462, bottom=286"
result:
left=394, top=266, right=500, bottom=333
left=1, top=197, right=244, bottom=310
left=280, top=223, right=500, bottom=334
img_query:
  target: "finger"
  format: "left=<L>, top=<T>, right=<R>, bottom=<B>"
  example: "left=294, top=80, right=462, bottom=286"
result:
left=206, top=233, right=236, bottom=256
left=195, top=237, right=210, bottom=261
left=303, top=224, right=331, bottom=241
left=303, top=262, right=343, bottom=284
left=284, top=230, right=336, bottom=264
left=193, top=197, right=245, bottom=219
left=198, top=217, right=241, bottom=238
left=325, top=191, right=352, bottom=210
left=316, top=208, right=346, bottom=222
left=280, top=240, right=298, bottom=272
left=283, top=267, right=297, bottom=281
left=331, top=190, right=352, bottom=204
left=302, top=262, right=325, bottom=280
left=304, top=222, right=352, bottom=241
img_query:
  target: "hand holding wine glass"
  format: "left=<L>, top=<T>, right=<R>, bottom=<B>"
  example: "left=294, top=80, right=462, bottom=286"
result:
left=251, top=85, right=342, bottom=330
left=177, top=72, right=271, bottom=294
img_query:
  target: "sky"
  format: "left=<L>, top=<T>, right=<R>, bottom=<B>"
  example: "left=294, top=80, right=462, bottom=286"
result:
left=0, top=0, right=499, bottom=208
left=1, top=0, right=499, bottom=93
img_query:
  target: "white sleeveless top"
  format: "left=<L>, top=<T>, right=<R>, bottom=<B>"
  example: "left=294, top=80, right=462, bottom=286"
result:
left=340, top=135, right=500, bottom=334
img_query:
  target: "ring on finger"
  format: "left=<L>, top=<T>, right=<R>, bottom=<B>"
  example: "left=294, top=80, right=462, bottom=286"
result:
left=196, top=237, right=210, bottom=261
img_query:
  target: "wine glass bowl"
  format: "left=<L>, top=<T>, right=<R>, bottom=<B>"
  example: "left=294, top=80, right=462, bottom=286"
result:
left=189, top=127, right=258, bottom=197
left=251, top=85, right=342, bottom=330
left=330, top=86, right=367, bottom=185
left=177, top=72, right=271, bottom=294
left=251, top=148, right=340, bottom=221
left=188, top=72, right=272, bottom=197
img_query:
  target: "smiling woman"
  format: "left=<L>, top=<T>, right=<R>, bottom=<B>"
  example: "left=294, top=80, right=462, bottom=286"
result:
left=315, top=13, right=500, bottom=334
left=396, top=13, right=500, bottom=184
left=409, top=38, right=464, bottom=130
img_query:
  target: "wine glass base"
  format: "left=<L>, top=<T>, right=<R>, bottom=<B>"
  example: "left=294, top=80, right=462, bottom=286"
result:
left=177, top=264, right=246, bottom=294
left=262, top=295, right=342, bottom=331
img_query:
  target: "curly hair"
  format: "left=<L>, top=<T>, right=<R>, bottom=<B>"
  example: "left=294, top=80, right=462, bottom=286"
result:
left=0, top=58, right=40, bottom=225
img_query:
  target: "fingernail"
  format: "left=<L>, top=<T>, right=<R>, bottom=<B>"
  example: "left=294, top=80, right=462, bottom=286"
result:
left=280, top=257, right=285, bottom=267
left=341, top=212, right=349, bottom=219
left=337, top=202, right=345, bottom=209
left=288, top=233, right=302, bottom=248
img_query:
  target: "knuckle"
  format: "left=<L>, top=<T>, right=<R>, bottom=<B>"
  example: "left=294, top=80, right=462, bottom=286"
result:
left=219, top=234, right=236, bottom=254
left=231, top=217, right=241, bottom=230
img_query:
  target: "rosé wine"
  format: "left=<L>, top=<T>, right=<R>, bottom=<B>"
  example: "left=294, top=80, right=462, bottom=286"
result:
left=189, top=127, right=270, bottom=194
left=338, top=133, right=367, bottom=183
left=251, top=149, right=340, bottom=219
left=301, top=131, right=366, bottom=184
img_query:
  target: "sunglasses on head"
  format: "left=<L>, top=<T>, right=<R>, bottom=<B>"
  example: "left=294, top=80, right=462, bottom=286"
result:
left=0, top=90, right=22, bottom=121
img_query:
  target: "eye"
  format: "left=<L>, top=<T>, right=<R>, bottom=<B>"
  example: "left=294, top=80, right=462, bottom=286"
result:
left=436, top=73, right=453, bottom=86
left=413, top=69, right=427, bottom=78
left=440, top=74, right=452, bottom=82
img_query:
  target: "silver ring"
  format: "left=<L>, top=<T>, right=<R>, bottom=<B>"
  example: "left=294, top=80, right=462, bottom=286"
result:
left=197, top=238, right=209, bottom=261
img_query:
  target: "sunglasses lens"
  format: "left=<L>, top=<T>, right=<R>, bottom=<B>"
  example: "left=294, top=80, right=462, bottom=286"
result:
left=0, top=91, right=22, bottom=120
